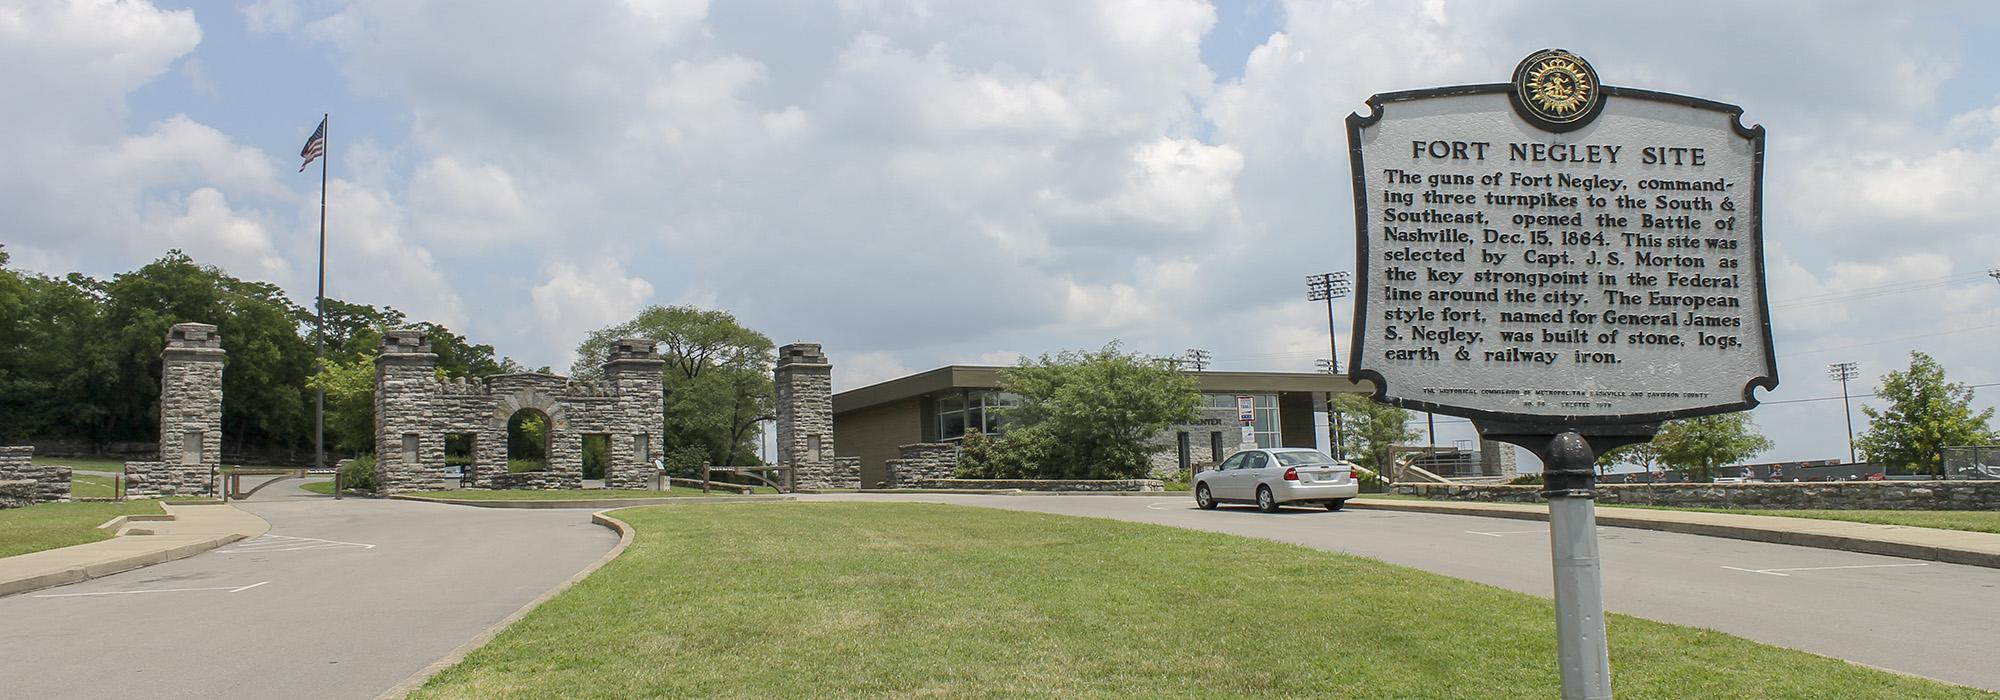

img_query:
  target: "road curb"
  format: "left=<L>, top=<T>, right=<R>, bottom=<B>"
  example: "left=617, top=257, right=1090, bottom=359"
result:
left=1348, top=499, right=2000, bottom=569
left=389, top=494, right=793, bottom=509
left=0, top=503, right=262, bottom=598
left=376, top=509, right=635, bottom=699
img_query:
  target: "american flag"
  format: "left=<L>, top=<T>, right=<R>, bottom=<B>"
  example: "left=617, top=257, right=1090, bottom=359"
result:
left=299, top=117, right=326, bottom=172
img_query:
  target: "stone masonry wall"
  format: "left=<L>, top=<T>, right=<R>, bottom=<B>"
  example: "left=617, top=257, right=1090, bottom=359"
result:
left=795, top=456, right=862, bottom=491
left=375, top=331, right=444, bottom=495
left=1, top=480, right=39, bottom=509
left=924, top=478, right=1166, bottom=492
left=159, top=323, right=223, bottom=496
left=1394, top=480, right=2000, bottom=510
left=1145, top=407, right=1249, bottom=478
left=373, top=331, right=668, bottom=495
left=0, top=446, right=69, bottom=504
left=603, top=339, right=667, bottom=490
left=882, top=442, right=959, bottom=488
left=775, top=343, right=860, bottom=490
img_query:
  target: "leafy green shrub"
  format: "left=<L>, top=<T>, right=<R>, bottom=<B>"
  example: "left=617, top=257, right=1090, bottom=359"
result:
left=955, top=429, right=1049, bottom=479
left=1508, top=473, right=1544, bottom=486
left=664, top=446, right=709, bottom=479
left=337, top=455, right=378, bottom=493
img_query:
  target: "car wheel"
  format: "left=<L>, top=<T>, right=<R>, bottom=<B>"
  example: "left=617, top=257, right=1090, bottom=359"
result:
left=1256, top=485, right=1279, bottom=513
left=1325, top=499, right=1346, bottom=512
left=1195, top=483, right=1217, bottom=510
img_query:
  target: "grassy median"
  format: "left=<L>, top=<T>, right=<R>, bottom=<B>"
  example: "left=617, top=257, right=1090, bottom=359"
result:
left=412, top=503, right=1986, bottom=699
left=0, top=500, right=166, bottom=558
left=1631, top=507, right=2000, bottom=534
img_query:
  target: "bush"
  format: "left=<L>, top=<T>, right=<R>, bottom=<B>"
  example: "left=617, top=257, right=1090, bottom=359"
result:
left=664, top=446, right=709, bottom=479
left=954, top=430, right=1035, bottom=479
left=337, top=455, right=377, bottom=494
left=1508, top=473, right=1544, bottom=485
left=508, top=458, right=547, bottom=473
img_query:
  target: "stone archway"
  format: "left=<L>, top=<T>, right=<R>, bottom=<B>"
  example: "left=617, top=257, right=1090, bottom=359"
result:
left=372, top=331, right=665, bottom=495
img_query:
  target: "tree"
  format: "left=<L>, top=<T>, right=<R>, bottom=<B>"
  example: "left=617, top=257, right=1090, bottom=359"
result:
left=91, top=251, right=316, bottom=452
left=1857, top=351, right=1996, bottom=474
left=1651, top=412, right=1772, bottom=482
left=305, top=354, right=377, bottom=455
left=573, top=305, right=775, bottom=466
left=993, top=343, right=1201, bottom=479
left=1595, top=441, right=1661, bottom=479
left=1331, top=394, right=1420, bottom=481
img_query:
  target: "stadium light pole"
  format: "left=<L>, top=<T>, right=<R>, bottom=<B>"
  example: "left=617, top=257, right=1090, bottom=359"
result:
left=1828, top=362, right=1859, bottom=464
left=1308, top=272, right=1352, bottom=464
left=1316, top=358, right=1347, bottom=461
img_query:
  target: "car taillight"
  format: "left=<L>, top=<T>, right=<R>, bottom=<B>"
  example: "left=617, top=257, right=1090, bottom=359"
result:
left=1284, top=467, right=1299, bottom=481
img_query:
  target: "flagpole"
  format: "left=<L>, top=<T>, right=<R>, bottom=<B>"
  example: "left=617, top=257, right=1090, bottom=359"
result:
left=315, top=114, right=328, bottom=473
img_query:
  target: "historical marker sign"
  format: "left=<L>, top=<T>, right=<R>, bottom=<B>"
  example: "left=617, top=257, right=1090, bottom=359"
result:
left=1346, top=49, right=1778, bottom=425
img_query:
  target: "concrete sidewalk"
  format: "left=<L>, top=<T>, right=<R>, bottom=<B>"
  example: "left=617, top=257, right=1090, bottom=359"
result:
left=1350, top=498, right=2000, bottom=569
left=0, top=502, right=269, bottom=597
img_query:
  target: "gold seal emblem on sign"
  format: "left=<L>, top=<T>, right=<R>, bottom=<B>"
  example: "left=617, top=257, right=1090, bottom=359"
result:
left=1511, top=49, right=1603, bottom=131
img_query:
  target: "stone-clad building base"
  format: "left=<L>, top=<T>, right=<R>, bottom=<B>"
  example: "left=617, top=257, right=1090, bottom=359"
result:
left=793, top=457, right=862, bottom=490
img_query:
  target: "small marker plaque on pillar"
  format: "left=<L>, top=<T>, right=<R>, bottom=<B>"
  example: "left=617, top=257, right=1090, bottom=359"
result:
left=1344, top=49, right=1780, bottom=700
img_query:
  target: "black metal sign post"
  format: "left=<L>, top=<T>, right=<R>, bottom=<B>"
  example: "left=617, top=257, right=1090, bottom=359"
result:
left=1345, top=50, right=1778, bottom=699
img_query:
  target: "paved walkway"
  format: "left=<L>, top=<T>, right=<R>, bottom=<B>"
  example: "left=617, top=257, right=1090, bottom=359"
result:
left=1349, top=497, right=2000, bottom=568
left=0, top=478, right=618, bottom=699
left=0, top=502, right=269, bottom=597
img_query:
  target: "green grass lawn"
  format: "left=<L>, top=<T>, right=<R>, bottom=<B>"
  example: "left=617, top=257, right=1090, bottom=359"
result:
left=405, top=486, right=778, bottom=500
left=0, top=500, right=166, bottom=558
left=31, top=455, right=128, bottom=472
left=412, top=503, right=1986, bottom=699
left=70, top=473, right=117, bottom=499
left=1614, top=505, right=2000, bottom=534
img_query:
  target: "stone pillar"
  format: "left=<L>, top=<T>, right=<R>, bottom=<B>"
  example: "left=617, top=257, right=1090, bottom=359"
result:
left=774, top=343, right=859, bottom=490
left=160, top=323, right=224, bottom=496
left=374, top=330, right=441, bottom=495
left=603, top=338, right=666, bottom=490
left=1482, top=439, right=1518, bottom=479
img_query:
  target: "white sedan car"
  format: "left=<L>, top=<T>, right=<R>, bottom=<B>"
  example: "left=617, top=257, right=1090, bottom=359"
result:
left=1194, top=448, right=1358, bottom=512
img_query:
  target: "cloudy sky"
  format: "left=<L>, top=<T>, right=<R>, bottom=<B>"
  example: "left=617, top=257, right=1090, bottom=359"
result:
left=7, top=0, right=2000, bottom=466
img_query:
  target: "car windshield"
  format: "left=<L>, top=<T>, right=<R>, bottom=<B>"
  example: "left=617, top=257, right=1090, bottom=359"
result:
left=1274, top=451, right=1337, bottom=467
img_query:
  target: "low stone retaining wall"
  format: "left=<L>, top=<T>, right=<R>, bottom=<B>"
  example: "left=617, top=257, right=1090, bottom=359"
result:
left=124, top=460, right=212, bottom=499
left=1394, top=480, right=2000, bottom=510
left=484, top=471, right=580, bottom=491
left=922, top=478, right=1166, bottom=492
left=1, top=479, right=39, bottom=509
left=882, top=443, right=959, bottom=489
left=0, top=446, right=69, bottom=506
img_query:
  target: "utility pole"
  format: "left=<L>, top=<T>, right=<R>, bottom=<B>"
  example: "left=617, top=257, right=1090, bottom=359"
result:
left=1827, top=362, right=1859, bottom=464
left=1184, top=348, right=1211, bottom=372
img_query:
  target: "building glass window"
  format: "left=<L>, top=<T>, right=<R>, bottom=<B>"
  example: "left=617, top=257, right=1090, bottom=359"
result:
left=937, top=390, right=1021, bottom=440
left=1253, top=394, right=1281, bottom=448
left=1202, top=393, right=1282, bottom=448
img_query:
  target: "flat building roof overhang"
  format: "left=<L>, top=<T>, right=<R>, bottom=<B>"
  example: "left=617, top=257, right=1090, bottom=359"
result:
left=832, top=365, right=1375, bottom=414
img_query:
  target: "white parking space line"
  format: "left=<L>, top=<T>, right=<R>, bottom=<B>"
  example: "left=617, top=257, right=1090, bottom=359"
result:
left=1722, top=563, right=1931, bottom=577
left=1467, top=529, right=1548, bottom=537
left=217, top=534, right=376, bottom=554
left=35, top=581, right=270, bottom=598
left=1146, top=501, right=1189, bottom=510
